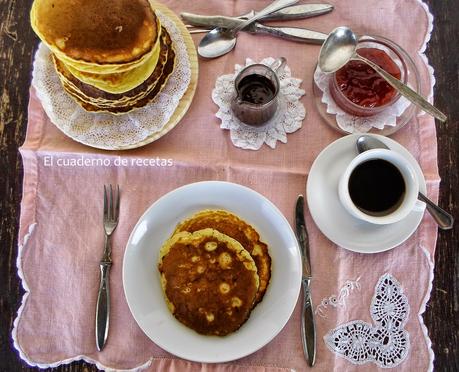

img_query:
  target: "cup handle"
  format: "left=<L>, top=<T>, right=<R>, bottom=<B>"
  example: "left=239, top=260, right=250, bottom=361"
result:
left=271, top=57, right=287, bottom=75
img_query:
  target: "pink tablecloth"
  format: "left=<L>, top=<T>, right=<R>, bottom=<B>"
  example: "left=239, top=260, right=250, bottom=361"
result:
left=14, top=0, right=440, bottom=371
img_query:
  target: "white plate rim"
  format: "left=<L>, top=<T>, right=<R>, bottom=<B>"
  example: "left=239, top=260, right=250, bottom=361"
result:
left=122, top=181, right=302, bottom=363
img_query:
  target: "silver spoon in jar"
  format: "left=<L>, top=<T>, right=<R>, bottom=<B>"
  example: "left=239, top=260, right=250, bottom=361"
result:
left=198, top=0, right=299, bottom=58
left=356, top=135, right=454, bottom=230
left=319, top=27, right=447, bottom=122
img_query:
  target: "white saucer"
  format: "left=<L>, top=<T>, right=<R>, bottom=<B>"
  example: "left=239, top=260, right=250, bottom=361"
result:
left=306, top=134, right=426, bottom=253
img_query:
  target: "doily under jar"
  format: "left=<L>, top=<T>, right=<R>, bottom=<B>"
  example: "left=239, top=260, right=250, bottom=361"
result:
left=31, top=7, right=197, bottom=150
left=212, top=57, right=306, bottom=150
left=313, top=35, right=421, bottom=136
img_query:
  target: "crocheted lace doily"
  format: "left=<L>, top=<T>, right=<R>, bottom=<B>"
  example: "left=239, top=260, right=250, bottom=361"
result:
left=212, top=57, right=306, bottom=150
left=31, top=10, right=191, bottom=150
left=314, top=65, right=411, bottom=134
left=324, top=274, right=410, bottom=368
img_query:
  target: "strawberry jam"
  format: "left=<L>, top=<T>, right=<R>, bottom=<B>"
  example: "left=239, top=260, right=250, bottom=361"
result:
left=335, top=48, right=401, bottom=108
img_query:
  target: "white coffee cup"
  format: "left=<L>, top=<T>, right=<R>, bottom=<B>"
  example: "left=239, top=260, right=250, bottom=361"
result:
left=338, top=149, right=421, bottom=225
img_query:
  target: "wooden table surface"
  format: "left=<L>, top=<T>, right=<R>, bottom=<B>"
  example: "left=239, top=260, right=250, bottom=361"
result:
left=1, top=1, right=457, bottom=371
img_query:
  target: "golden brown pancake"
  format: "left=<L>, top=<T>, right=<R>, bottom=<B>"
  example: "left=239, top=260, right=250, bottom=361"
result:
left=175, top=210, right=271, bottom=305
left=31, top=0, right=158, bottom=66
left=53, top=27, right=175, bottom=114
left=54, top=27, right=171, bottom=101
left=58, top=46, right=175, bottom=113
left=62, top=33, right=162, bottom=94
left=158, top=228, right=259, bottom=336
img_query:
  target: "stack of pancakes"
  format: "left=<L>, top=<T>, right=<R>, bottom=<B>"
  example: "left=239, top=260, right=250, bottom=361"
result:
left=30, top=0, right=175, bottom=114
left=158, top=210, right=272, bottom=336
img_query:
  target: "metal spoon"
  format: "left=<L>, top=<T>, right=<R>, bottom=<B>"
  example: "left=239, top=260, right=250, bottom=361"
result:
left=198, top=0, right=299, bottom=58
left=356, top=135, right=454, bottom=230
left=319, top=27, right=447, bottom=122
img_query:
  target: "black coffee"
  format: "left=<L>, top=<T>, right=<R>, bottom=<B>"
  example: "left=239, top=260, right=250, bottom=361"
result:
left=238, top=74, right=275, bottom=104
left=348, top=159, right=406, bottom=216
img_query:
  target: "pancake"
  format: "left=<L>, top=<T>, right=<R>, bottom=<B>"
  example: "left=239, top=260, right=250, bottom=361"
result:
left=31, top=0, right=159, bottom=70
left=62, top=26, right=162, bottom=94
left=53, top=27, right=176, bottom=114
left=54, top=26, right=172, bottom=101
left=158, top=228, right=259, bottom=336
left=175, top=210, right=271, bottom=305
left=58, top=43, right=175, bottom=113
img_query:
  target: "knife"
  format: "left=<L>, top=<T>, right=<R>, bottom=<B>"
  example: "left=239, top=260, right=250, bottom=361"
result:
left=181, top=4, right=334, bottom=25
left=188, top=23, right=327, bottom=44
left=182, top=4, right=331, bottom=44
left=295, top=195, right=316, bottom=367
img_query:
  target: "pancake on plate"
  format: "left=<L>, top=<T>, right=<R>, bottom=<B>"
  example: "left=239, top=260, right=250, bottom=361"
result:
left=158, top=228, right=259, bottom=336
left=30, top=0, right=176, bottom=113
left=53, top=27, right=175, bottom=114
left=30, top=0, right=159, bottom=71
left=174, top=209, right=271, bottom=305
left=62, top=35, right=162, bottom=94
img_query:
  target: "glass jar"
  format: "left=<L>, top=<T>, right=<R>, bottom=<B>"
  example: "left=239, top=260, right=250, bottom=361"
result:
left=329, top=37, right=409, bottom=117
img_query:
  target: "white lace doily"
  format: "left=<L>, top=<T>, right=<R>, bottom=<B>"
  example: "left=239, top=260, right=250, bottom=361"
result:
left=324, top=274, right=410, bottom=368
left=31, top=10, right=191, bottom=150
left=212, top=57, right=305, bottom=150
left=314, top=66, right=411, bottom=133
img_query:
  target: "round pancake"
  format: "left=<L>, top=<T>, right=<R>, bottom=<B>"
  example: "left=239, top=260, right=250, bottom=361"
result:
left=31, top=0, right=158, bottom=66
left=62, top=27, right=162, bottom=94
left=57, top=44, right=175, bottom=113
left=46, top=18, right=161, bottom=75
left=174, top=210, right=271, bottom=305
left=53, top=26, right=171, bottom=101
left=53, top=27, right=175, bottom=113
left=158, top=228, right=259, bottom=336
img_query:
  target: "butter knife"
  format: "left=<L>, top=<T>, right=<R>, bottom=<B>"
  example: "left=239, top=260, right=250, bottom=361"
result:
left=181, top=4, right=334, bottom=25
left=188, top=23, right=327, bottom=44
left=295, top=195, right=316, bottom=367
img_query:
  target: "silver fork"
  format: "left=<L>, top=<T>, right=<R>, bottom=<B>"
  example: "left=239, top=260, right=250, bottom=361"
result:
left=95, top=184, right=120, bottom=351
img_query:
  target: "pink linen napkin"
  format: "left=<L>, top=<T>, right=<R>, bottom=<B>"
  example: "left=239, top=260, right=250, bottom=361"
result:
left=14, top=0, right=440, bottom=371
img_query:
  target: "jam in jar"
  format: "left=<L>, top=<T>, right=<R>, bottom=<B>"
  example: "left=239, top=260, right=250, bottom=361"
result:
left=330, top=40, right=407, bottom=117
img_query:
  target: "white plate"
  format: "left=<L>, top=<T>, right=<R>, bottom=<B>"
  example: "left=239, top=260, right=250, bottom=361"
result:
left=123, top=181, right=302, bottom=363
left=306, top=134, right=426, bottom=253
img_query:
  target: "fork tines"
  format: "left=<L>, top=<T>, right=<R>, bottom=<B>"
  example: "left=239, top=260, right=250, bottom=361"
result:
left=103, top=184, right=120, bottom=223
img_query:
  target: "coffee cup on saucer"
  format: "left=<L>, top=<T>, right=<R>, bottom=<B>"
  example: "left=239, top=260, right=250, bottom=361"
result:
left=338, top=148, right=423, bottom=225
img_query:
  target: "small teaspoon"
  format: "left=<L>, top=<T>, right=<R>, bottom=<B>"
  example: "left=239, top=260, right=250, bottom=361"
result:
left=198, top=0, right=299, bottom=58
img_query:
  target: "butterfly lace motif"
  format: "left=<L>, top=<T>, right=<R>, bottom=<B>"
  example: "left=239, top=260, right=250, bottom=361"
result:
left=324, top=274, right=410, bottom=368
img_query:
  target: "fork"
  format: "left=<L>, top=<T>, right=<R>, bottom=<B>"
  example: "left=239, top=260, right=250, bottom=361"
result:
left=95, top=184, right=120, bottom=351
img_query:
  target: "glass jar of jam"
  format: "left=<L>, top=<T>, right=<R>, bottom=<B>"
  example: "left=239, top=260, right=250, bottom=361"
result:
left=329, top=37, right=408, bottom=117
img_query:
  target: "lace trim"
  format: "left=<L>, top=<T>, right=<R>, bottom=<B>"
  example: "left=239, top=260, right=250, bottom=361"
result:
left=315, top=277, right=361, bottom=318
left=415, top=1, right=435, bottom=370
left=313, top=65, right=411, bottom=134
left=324, top=274, right=410, bottom=368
